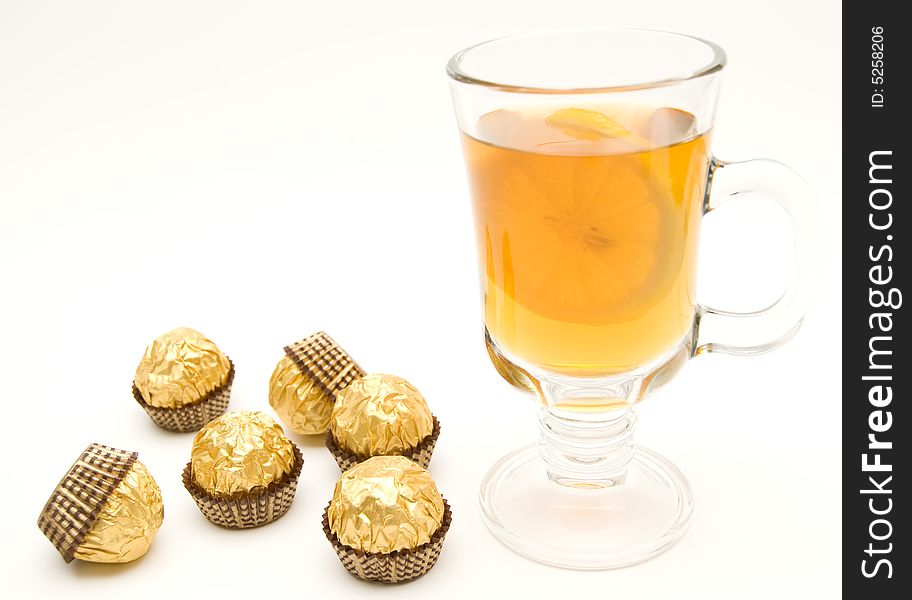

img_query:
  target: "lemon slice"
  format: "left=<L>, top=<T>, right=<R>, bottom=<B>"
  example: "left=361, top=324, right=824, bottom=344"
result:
left=545, top=108, right=635, bottom=141
left=477, top=138, right=684, bottom=324
left=512, top=162, right=677, bottom=322
left=645, top=107, right=702, bottom=207
left=470, top=107, right=691, bottom=324
left=476, top=109, right=522, bottom=145
left=647, top=107, right=697, bottom=146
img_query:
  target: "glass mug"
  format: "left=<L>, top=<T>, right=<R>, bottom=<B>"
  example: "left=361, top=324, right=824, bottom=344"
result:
left=447, top=29, right=813, bottom=569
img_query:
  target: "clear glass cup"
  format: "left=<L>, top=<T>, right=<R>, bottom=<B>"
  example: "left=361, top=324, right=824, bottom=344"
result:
left=447, top=29, right=814, bottom=569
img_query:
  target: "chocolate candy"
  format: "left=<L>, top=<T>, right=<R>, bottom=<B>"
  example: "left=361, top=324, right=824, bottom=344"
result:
left=38, top=443, right=164, bottom=563
left=323, top=456, right=452, bottom=583
left=133, top=327, right=234, bottom=432
left=190, top=410, right=296, bottom=495
left=183, top=410, right=303, bottom=528
left=269, top=332, right=365, bottom=435
left=327, top=374, right=439, bottom=471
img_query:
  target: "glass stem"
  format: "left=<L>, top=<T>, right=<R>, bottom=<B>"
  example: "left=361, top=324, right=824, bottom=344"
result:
left=539, top=406, right=637, bottom=488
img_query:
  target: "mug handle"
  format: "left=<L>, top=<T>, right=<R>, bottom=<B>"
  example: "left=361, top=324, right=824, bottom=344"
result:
left=694, top=157, right=816, bottom=356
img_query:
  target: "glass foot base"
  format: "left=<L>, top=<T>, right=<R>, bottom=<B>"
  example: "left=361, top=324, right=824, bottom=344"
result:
left=479, top=444, right=694, bottom=570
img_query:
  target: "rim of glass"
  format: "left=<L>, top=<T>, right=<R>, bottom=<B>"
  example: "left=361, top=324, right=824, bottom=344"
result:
left=446, top=28, right=727, bottom=94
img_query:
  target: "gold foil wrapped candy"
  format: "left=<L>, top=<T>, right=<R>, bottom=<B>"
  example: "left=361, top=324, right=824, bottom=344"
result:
left=38, top=443, right=164, bottom=564
left=182, top=410, right=304, bottom=528
left=74, top=461, right=163, bottom=563
left=190, top=410, right=296, bottom=495
left=323, top=455, right=453, bottom=583
left=328, top=456, right=444, bottom=552
left=327, top=373, right=441, bottom=471
left=269, top=332, right=365, bottom=435
left=132, top=327, right=235, bottom=432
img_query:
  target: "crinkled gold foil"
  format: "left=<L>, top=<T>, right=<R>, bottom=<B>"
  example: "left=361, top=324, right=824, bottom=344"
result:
left=134, top=327, right=231, bottom=408
left=328, top=455, right=444, bottom=553
left=191, top=410, right=296, bottom=495
left=268, top=355, right=332, bottom=435
left=73, top=460, right=164, bottom=563
left=330, top=374, right=433, bottom=456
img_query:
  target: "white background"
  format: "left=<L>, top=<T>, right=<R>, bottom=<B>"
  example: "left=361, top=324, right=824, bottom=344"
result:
left=0, top=1, right=840, bottom=598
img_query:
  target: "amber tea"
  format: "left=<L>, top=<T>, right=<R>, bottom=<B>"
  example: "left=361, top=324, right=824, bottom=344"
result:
left=462, top=106, right=711, bottom=376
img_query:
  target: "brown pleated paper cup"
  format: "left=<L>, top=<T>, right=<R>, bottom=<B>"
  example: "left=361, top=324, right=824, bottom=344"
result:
left=284, top=331, right=365, bottom=399
left=323, top=499, right=453, bottom=583
left=134, top=359, right=235, bottom=433
left=182, top=443, right=304, bottom=529
left=325, top=415, right=441, bottom=472
left=37, top=443, right=138, bottom=563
